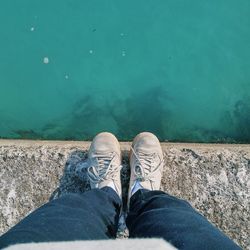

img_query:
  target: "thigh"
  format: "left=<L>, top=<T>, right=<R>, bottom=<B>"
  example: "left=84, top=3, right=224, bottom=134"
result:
left=126, top=190, right=240, bottom=250
left=0, top=187, right=121, bottom=249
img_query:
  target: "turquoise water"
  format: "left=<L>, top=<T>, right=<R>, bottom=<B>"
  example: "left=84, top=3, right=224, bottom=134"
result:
left=0, top=0, right=250, bottom=142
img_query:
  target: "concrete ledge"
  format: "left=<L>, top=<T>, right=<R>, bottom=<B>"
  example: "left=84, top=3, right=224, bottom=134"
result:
left=0, top=140, right=249, bottom=249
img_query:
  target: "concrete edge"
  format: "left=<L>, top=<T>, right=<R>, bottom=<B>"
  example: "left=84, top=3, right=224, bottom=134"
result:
left=1, top=139, right=249, bottom=150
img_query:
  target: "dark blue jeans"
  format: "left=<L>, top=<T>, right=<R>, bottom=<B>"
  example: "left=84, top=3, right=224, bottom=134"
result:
left=0, top=188, right=240, bottom=250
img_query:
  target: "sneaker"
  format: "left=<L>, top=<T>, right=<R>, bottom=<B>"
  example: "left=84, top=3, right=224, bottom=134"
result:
left=87, top=132, right=122, bottom=198
left=128, top=132, right=164, bottom=204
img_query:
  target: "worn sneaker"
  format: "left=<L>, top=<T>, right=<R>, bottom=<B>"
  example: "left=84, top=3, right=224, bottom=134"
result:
left=87, top=132, right=122, bottom=198
left=128, top=132, right=164, bottom=204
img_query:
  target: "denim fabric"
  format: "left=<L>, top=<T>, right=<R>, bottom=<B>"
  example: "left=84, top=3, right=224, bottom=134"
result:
left=0, top=188, right=241, bottom=250
left=0, top=187, right=121, bottom=249
left=127, top=189, right=241, bottom=250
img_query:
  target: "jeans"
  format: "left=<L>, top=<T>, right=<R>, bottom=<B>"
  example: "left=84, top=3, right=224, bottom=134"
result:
left=0, top=187, right=240, bottom=250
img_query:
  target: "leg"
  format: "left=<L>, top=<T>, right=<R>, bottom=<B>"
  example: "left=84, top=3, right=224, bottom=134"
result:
left=1, top=132, right=122, bottom=249
left=127, top=189, right=241, bottom=250
left=0, top=187, right=121, bottom=249
left=127, top=132, right=241, bottom=250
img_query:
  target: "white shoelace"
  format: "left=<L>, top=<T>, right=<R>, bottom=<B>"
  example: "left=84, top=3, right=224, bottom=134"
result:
left=131, top=147, right=163, bottom=182
left=87, top=151, right=119, bottom=184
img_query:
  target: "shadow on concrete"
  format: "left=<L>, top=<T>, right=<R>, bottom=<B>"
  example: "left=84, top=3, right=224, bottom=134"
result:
left=49, top=149, right=131, bottom=237
left=50, top=150, right=131, bottom=212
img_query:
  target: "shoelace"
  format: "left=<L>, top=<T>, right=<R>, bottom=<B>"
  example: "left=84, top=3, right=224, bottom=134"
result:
left=131, top=147, right=163, bottom=182
left=87, top=151, right=119, bottom=184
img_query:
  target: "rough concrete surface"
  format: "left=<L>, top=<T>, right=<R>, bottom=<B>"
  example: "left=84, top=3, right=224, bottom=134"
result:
left=0, top=140, right=249, bottom=249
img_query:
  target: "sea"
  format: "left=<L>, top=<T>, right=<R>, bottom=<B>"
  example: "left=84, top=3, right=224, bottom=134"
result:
left=0, top=0, right=250, bottom=142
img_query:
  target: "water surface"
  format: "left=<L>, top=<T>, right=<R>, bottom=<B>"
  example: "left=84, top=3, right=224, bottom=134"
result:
left=0, top=0, right=250, bottom=142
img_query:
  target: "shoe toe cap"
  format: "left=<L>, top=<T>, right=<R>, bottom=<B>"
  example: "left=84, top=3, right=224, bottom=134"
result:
left=89, top=132, right=120, bottom=155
